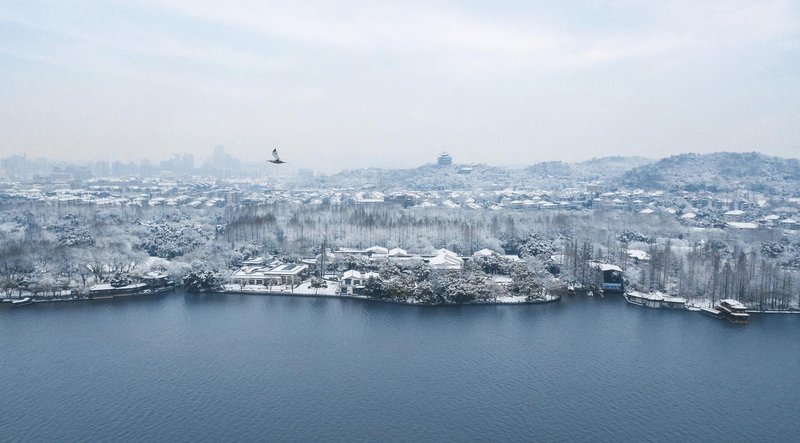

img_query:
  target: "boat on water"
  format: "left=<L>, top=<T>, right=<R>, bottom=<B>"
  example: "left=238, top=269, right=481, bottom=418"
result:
left=624, top=291, right=687, bottom=309
left=716, top=299, right=749, bottom=324
left=89, top=283, right=148, bottom=299
left=11, top=297, right=33, bottom=307
left=89, top=273, right=176, bottom=300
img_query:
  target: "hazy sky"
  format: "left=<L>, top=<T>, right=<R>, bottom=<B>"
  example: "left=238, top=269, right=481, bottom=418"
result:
left=1, top=0, right=799, bottom=172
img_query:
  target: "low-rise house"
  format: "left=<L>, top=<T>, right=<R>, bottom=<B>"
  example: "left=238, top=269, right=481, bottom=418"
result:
left=365, top=245, right=389, bottom=259
left=231, top=263, right=309, bottom=287
left=780, top=219, right=798, bottom=230
left=334, top=246, right=391, bottom=260
left=626, top=249, right=650, bottom=263
left=427, top=249, right=464, bottom=270
left=340, top=270, right=381, bottom=295
left=590, top=262, right=624, bottom=292
left=762, top=214, right=780, bottom=226
left=388, top=247, right=410, bottom=257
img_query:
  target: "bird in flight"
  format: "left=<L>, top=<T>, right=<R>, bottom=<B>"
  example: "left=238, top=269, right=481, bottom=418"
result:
left=269, top=148, right=286, bottom=164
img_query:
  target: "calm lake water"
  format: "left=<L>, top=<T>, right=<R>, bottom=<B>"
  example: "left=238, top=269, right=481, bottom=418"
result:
left=2, top=291, right=799, bottom=442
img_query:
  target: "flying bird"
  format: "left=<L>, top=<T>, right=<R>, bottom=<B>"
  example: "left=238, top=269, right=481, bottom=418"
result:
left=269, top=148, right=286, bottom=164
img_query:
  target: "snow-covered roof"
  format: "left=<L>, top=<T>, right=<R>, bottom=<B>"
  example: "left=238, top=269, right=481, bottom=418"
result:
left=720, top=299, right=746, bottom=309
left=428, top=253, right=463, bottom=269
left=336, top=247, right=366, bottom=254
left=473, top=248, right=498, bottom=257
left=627, top=290, right=664, bottom=301
left=442, top=200, right=460, bottom=208
left=268, top=263, right=308, bottom=276
left=639, top=208, right=655, bottom=214
left=388, top=248, right=409, bottom=257
left=591, top=262, right=622, bottom=272
left=724, top=209, right=745, bottom=216
left=233, top=263, right=307, bottom=277
left=726, top=222, right=758, bottom=229
left=663, top=296, right=687, bottom=303
left=342, top=270, right=361, bottom=279
left=681, top=212, right=696, bottom=219
left=242, top=257, right=266, bottom=265
left=626, top=249, right=650, bottom=260
left=89, top=282, right=147, bottom=292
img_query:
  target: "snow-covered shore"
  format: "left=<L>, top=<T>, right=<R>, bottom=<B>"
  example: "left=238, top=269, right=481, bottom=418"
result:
left=218, top=283, right=561, bottom=306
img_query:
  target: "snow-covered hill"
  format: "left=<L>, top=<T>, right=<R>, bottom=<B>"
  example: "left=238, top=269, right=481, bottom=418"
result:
left=318, top=156, right=654, bottom=190
left=621, top=152, right=800, bottom=193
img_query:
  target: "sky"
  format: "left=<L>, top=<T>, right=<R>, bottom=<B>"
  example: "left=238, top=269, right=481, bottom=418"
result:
left=1, top=0, right=799, bottom=172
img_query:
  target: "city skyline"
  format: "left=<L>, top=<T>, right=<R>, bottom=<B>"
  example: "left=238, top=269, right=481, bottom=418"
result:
left=2, top=1, right=799, bottom=172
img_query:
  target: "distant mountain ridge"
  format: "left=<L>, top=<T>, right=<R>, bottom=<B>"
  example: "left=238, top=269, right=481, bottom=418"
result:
left=525, top=156, right=652, bottom=181
left=621, top=152, right=800, bottom=193
left=316, top=152, right=798, bottom=193
left=318, top=156, right=655, bottom=190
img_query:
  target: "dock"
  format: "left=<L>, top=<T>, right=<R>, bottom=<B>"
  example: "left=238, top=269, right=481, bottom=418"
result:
left=700, top=307, right=721, bottom=318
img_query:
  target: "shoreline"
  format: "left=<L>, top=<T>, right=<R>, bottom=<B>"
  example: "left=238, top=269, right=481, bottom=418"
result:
left=5, top=286, right=800, bottom=315
left=2, top=286, right=561, bottom=308
left=1, top=286, right=176, bottom=306
left=201, top=288, right=563, bottom=307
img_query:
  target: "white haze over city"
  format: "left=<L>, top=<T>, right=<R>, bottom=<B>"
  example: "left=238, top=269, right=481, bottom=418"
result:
left=1, top=0, right=799, bottom=172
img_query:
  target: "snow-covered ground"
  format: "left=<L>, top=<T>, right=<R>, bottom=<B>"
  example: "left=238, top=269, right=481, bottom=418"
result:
left=494, top=295, right=528, bottom=304
left=221, top=282, right=340, bottom=296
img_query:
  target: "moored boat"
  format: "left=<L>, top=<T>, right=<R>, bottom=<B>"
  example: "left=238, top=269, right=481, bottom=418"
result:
left=716, top=299, right=749, bottom=324
left=11, top=297, right=33, bottom=307
left=625, top=291, right=663, bottom=308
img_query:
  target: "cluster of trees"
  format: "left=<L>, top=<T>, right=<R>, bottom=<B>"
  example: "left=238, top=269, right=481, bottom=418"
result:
left=137, top=216, right=210, bottom=259
left=348, top=255, right=554, bottom=305
left=1, top=198, right=798, bottom=309
left=360, top=264, right=503, bottom=305
left=0, top=205, right=226, bottom=296
left=183, top=270, right=225, bottom=293
left=628, top=242, right=796, bottom=310
left=558, top=229, right=798, bottom=309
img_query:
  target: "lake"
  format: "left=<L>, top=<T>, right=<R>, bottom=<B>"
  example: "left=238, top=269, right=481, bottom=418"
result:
left=2, top=291, right=798, bottom=441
